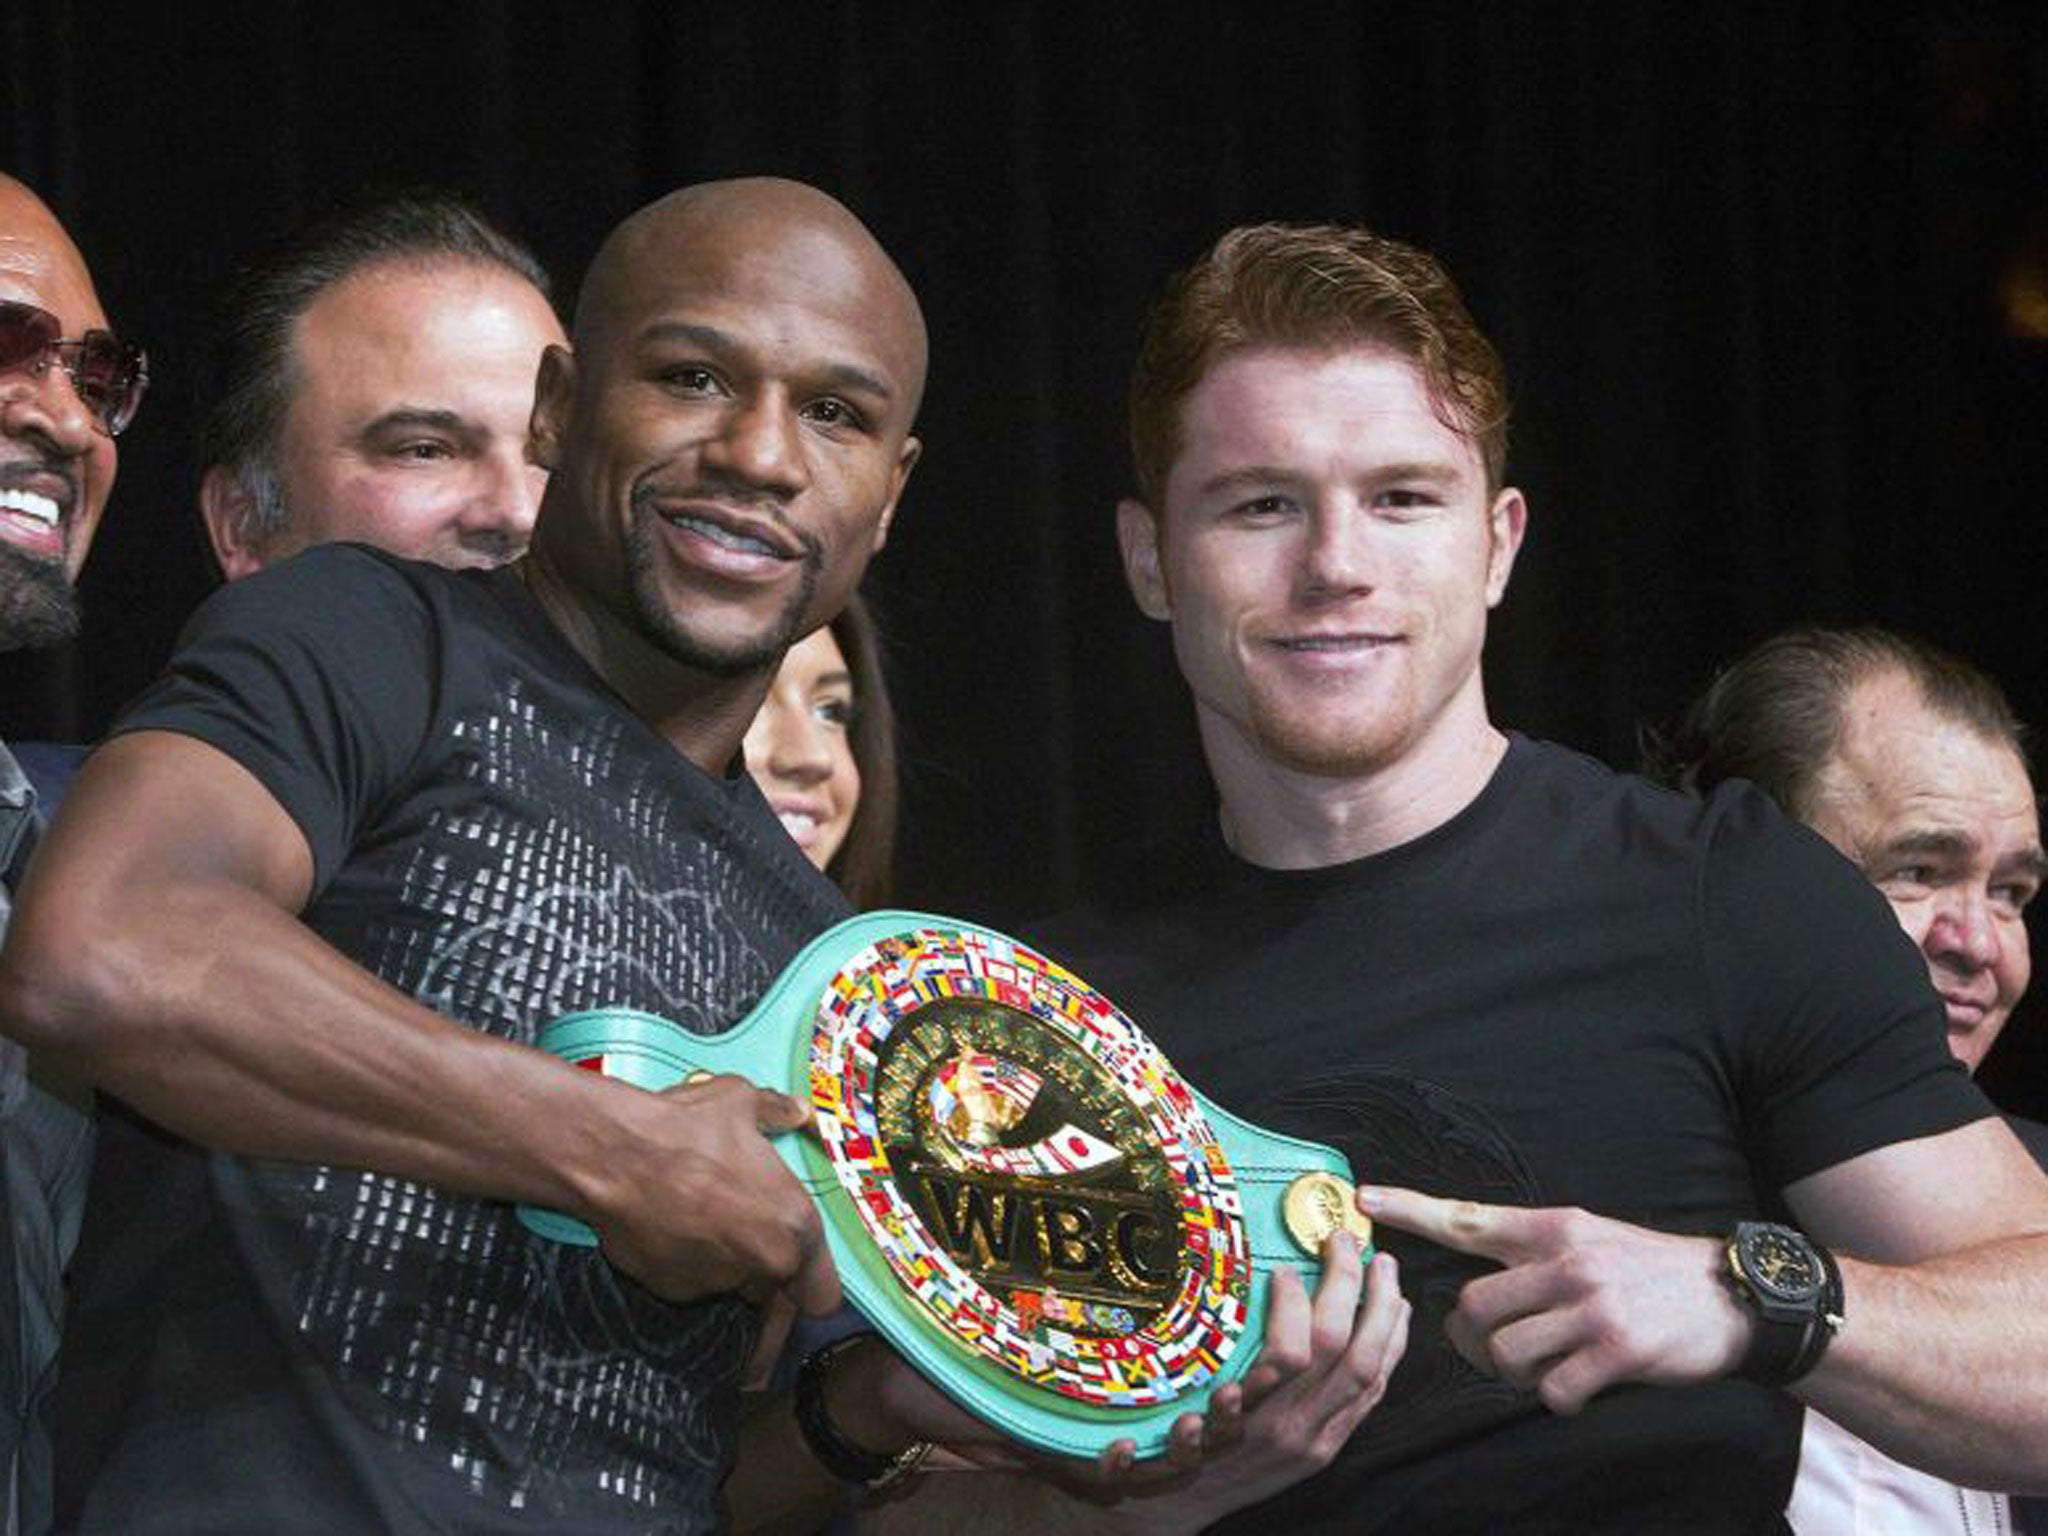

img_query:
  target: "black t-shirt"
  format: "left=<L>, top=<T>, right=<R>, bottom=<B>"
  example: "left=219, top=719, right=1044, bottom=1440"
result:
left=57, top=546, right=848, bottom=1533
left=1032, top=735, right=1987, bottom=1535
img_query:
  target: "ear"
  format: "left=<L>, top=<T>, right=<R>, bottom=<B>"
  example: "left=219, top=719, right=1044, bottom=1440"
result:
left=1484, top=487, right=1527, bottom=608
left=528, top=344, right=576, bottom=472
left=199, top=464, right=270, bottom=581
left=1116, top=497, right=1172, bottom=621
left=869, top=435, right=921, bottom=556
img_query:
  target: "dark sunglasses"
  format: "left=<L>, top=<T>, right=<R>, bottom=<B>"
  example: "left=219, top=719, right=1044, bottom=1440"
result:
left=0, top=298, right=149, bottom=438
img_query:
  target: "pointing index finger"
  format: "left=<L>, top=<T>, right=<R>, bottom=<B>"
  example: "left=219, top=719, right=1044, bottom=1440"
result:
left=1361, top=1185, right=1528, bottom=1261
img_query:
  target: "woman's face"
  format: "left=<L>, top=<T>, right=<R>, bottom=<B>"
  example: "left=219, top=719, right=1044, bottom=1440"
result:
left=744, top=624, right=863, bottom=870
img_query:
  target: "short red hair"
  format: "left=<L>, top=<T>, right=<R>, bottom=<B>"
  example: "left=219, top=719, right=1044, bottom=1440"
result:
left=1128, top=222, right=1511, bottom=506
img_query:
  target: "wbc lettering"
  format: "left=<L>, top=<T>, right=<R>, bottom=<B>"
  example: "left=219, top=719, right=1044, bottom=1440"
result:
left=910, top=1166, right=1178, bottom=1300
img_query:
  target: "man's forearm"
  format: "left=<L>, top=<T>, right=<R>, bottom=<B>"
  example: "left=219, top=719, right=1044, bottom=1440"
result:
left=2, top=862, right=639, bottom=1218
left=1781, top=1120, right=2048, bottom=1491
left=3, top=730, right=835, bottom=1316
left=0, top=734, right=836, bottom=1316
left=1800, top=1233, right=2048, bottom=1492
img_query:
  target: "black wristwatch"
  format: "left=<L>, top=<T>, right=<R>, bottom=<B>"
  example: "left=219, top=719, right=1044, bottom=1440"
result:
left=793, top=1334, right=933, bottom=1491
left=1724, top=1221, right=1844, bottom=1387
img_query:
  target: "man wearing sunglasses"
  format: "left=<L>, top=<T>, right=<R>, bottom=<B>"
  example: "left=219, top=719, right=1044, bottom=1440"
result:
left=2, top=178, right=941, bottom=1534
left=0, top=183, right=142, bottom=648
left=0, top=171, right=146, bottom=1536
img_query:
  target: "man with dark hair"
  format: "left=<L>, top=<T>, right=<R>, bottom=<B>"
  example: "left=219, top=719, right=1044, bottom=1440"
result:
left=0, top=171, right=147, bottom=1536
left=3, top=191, right=559, bottom=1533
left=196, top=188, right=564, bottom=576
left=0, top=177, right=938, bottom=1531
left=909, top=222, right=2048, bottom=1533
left=1659, top=624, right=2046, bottom=1534
left=1658, top=625, right=2043, bottom=1090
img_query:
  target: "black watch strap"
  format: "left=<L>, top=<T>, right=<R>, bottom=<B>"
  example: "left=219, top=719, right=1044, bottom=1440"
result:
left=1785, top=1241, right=1845, bottom=1383
left=794, top=1334, right=933, bottom=1490
left=1727, top=1222, right=1844, bottom=1388
left=1734, top=1302, right=1810, bottom=1386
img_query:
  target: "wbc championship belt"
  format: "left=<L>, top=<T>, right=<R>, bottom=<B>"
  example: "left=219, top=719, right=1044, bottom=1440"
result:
left=518, top=911, right=1372, bottom=1460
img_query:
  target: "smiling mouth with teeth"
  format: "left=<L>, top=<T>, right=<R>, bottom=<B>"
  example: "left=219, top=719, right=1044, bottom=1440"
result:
left=1276, top=634, right=1393, bottom=651
left=0, top=487, right=66, bottom=558
left=665, top=512, right=785, bottom=559
left=0, top=488, right=62, bottom=529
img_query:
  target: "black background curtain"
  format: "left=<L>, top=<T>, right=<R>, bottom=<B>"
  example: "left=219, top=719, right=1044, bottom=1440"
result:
left=6, top=0, right=2045, bottom=1116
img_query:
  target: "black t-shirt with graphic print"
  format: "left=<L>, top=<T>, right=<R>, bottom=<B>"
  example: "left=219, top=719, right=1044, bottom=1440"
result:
left=1031, top=735, right=1989, bottom=1536
left=56, top=545, right=848, bottom=1533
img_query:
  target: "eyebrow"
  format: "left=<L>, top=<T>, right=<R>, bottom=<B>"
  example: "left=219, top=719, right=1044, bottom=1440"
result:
left=1874, top=828, right=2048, bottom=882
left=358, top=408, right=477, bottom=440
left=639, top=320, right=896, bottom=404
left=1875, top=829, right=1975, bottom=863
left=2007, top=847, right=2048, bottom=883
left=1194, top=460, right=1466, bottom=499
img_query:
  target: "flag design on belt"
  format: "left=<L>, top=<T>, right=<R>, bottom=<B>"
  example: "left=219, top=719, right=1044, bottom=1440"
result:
left=927, top=1048, right=1125, bottom=1178
left=810, top=922, right=1252, bottom=1410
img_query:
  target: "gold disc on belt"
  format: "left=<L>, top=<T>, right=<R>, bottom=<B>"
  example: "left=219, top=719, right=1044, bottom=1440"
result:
left=1281, top=1171, right=1373, bottom=1257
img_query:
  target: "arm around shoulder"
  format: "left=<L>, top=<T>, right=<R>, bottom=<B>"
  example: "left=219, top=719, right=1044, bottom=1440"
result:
left=0, top=728, right=581, bottom=1192
left=1787, top=1115, right=2048, bottom=1491
left=0, top=730, right=837, bottom=1314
